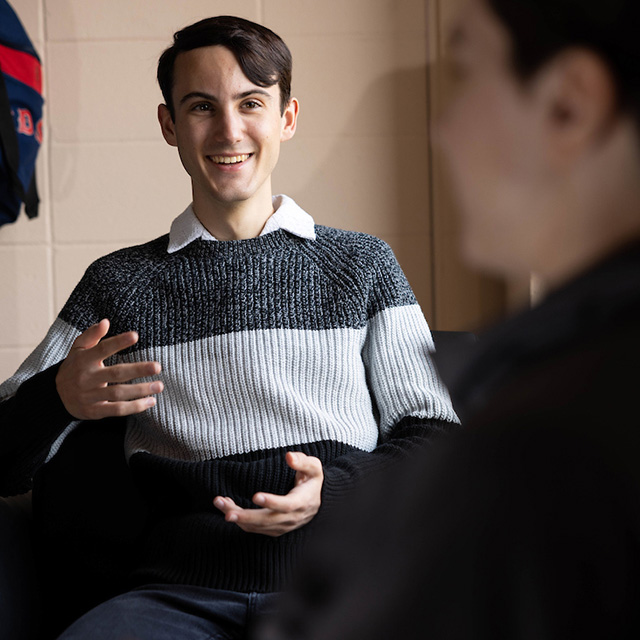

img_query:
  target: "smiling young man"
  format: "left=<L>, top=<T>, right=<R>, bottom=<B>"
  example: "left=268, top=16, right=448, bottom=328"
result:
left=259, top=0, right=640, bottom=638
left=157, top=42, right=298, bottom=240
left=0, top=15, right=458, bottom=639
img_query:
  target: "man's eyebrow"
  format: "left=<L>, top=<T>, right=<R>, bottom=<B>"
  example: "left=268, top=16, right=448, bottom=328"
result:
left=235, top=88, right=273, bottom=101
left=179, top=89, right=274, bottom=106
left=179, top=91, right=216, bottom=106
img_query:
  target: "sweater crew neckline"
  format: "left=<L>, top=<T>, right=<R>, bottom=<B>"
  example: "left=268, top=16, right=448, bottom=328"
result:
left=181, top=227, right=308, bottom=256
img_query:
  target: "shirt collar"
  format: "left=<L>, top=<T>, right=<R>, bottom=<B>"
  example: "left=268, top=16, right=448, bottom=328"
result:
left=167, top=194, right=316, bottom=253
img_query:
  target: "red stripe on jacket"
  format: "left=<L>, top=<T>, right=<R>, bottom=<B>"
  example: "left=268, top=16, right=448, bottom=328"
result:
left=0, top=42, right=42, bottom=94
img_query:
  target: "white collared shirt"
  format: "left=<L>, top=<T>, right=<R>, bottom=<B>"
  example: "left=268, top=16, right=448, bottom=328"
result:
left=167, top=194, right=316, bottom=253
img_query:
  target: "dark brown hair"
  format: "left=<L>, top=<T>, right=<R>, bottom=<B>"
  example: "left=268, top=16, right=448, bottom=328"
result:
left=157, top=16, right=292, bottom=119
left=487, top=0, right=640, bottom=126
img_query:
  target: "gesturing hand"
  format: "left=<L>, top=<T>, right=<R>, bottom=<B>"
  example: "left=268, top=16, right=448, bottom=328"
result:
left=55, top=318, right=164, bottom=420
left=213, top=452, right=324, bottom=537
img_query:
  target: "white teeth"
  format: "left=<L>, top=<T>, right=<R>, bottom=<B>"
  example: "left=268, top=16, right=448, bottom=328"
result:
left=211, top=154, right=251, bottom=164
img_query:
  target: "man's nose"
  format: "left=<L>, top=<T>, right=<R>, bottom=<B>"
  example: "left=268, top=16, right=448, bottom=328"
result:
left=214, top=108, right=243, bottom=144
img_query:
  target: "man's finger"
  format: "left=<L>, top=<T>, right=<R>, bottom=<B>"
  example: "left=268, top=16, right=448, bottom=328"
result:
left=93, top=380, right=164, bottom=403
left=94, top=361, right=162, bottom=385
left=215, top=495, right=289, bottom=520
left=214, top=496, right=239, bottom=513
left=218, top=503, right=305, bottom=537
left=71, top=318, right=110, bottom=350
left=286, top=451, right=323, bottom=479
left=252, top=491, right=301, bottom=512
left=88, top=396, right=158, bottom=420
left=93, top=330, right=140, bottom=361
left=218, top=502, right=276, bottom=527
left=213, top=497, right=273, bottom=525
left=213, top=496, right=244, bottom=522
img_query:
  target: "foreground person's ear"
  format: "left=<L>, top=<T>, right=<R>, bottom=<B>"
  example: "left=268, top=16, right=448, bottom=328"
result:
left=542, top=48, right=618, bottom=162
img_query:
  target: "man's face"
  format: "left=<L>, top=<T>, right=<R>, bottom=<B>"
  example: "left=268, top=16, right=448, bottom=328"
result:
left=159, top=45, right=297, bottom=212
left=436, top=0, right=558, bottom=278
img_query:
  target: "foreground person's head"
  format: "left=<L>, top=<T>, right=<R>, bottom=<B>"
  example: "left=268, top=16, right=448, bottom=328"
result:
left=438, top=0, right=640, bottom=287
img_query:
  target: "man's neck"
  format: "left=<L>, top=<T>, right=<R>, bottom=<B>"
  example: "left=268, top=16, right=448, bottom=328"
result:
left=192, top=192, right=275, bottom=241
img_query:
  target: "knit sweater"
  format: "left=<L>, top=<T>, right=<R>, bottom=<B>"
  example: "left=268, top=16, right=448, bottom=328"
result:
left=0, top=203, right=458, bottom=592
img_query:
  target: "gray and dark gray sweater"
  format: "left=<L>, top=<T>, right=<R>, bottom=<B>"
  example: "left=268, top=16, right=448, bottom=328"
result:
left=0, top=222, right=458, bottom=592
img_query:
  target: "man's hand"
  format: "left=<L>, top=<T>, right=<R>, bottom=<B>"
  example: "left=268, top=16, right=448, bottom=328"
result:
left=213, top=452, right=323, bottom=537
left=56, top=318, right=164, bottom=420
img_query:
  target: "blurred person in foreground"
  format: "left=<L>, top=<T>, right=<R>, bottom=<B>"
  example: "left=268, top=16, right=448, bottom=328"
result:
left=259, top=0, right=640, bottom=637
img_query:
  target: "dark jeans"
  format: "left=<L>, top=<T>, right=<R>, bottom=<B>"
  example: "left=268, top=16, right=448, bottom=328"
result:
left=57, top=584, right=280, bottom=640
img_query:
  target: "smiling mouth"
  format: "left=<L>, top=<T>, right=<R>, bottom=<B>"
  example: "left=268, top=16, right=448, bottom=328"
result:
left=210, top=154, right=253, bottom=165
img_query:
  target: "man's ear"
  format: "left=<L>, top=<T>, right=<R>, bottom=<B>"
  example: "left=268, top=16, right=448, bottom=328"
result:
left=543, top=49, right=618, bottom=160
left=158, top=104, right=178, bottom=147
left=280, top=97, right=299, bottom=142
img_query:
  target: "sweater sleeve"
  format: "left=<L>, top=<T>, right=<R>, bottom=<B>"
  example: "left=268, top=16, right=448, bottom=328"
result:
left=0, top=314, right=83, bottom=497
left=320, top=239, right=460, bottom=508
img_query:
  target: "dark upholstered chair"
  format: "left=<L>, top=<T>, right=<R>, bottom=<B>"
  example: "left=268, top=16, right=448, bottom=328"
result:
left=0, top=417, right=147, bottom=640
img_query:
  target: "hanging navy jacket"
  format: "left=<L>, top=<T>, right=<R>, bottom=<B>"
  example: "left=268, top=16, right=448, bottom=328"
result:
left=0, top=0, right=43, bottom=227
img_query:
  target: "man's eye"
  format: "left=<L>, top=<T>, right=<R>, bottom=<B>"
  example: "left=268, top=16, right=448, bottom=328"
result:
left=193, top=103, right=212, bottom=112
left=243, top=100, right=261, bottom=109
